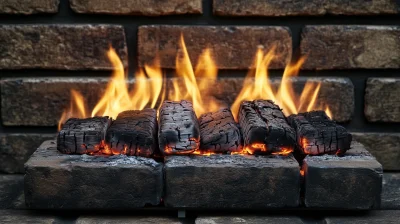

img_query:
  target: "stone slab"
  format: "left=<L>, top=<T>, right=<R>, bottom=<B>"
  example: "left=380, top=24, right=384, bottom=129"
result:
left=213, top=0, right=399, bottom=16
left=0, top=25, right=127, bottom=70
left=381, top=173, right=400, bottom=209
left=164, top=154, right=300, bottom=208
left=0, top=210, right=61, bottom=224
left=0, top=0, right=59, bottom=14
left=352, top=132, right=400, bottom=170
left=0, top=134, right=55, bottom=173
left=138, top=25, right=292, bottom=69
left=324, top=210, right=400, bottom=224
left=167, top=77, right=354, bottom=122
left=70, top=0, right=202, bottom=16
left=365, top=78, right=400, bottom=122
left=0, top=175, right=24, bottom=209
left=24, top=140, right=163, bottom=209
left=301, top=25, right=400, bottom=69
left=303, top=141, right=383, bottom=209
left=76, top=216, right=185, bottom=224
left=196, top=216, right=305, bottom=224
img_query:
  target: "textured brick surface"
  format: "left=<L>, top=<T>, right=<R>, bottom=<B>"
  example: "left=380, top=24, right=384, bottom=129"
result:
left=168, top=77, right=354, bottom=122
left=0, top=175, right=24, bottom=209
left=382, top=173, right=400, bottom=209
left=196, top=216, right=305, bottom=224
left=1, top=78, right=111, bottom=126
left=301, top=26, right=400, bottom=69
left=353, top=132, right=400, bottom=170
left=365, top=78, right=400, bottom=122
left=324, top=211, right=400, bottom=224
left=25, top=141, right=163, bottom=209
left=70, top=0, right=202, bottom=15
left=138, top=25, right=292, bottom=69
left=164, top=155, right=300, bottom=208
left=76, top=217, right=185, bottom=224
left=213, top=0, right=399, bottom=16
left=303, top=141, right=383, bottom=209
left=0, top=134, right=55, bottom=174
left=0, top=0, right=59, bottom=14
left=0, top=210, right=60, bottom=224
left=0, top=25, right=127, bottom=70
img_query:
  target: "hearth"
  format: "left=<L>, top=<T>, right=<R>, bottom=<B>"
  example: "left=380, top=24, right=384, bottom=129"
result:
left=24, top=35, right=382, bottom=212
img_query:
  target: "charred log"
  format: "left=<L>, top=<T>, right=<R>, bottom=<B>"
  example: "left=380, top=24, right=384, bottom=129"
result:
left=238, top=100, right=295, bottom=154
left=105, top=109, right=157, bottom=157
left=288, top=111, right=352, bottom=155
left=158, top=100, right=200, bottom=155
left=57, top=117, right=111, bottom=154
left=199, top=108, right=242, bottom=153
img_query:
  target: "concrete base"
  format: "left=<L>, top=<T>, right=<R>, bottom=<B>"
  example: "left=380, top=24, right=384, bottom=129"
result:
left=164, top=154, right=300, bottom=209
left=24, top=140, right=163, bottom=209
left=303, top=141, right=383, bottom=209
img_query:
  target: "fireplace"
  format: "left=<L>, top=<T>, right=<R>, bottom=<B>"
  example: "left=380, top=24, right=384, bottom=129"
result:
left=23, top=35, right=382, bottom=212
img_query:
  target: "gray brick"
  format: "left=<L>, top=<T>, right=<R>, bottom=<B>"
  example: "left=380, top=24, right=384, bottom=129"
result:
left=76, top=217, right=185, bottom=224
left=324, top=211, right=400, bottom=224
left=196, top=216, right=305, bottom=224
left=0, top=0, right=59, bottom=14
left=0, top=175, right=24, bottom=209
left=382, top=173, right=400, bottom=209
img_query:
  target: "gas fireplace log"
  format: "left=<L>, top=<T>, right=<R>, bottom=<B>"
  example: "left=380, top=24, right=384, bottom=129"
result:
left=158, top=100, right=200, bottom=155
left=288, top=111, right=352, bottom=155
left=57, top=117, right=111, bottom=154
left=199, top=108, right=242, bottom=153
left=238, top=100, right=296, bottom=154
left=105, top=109, right=157, bottom=157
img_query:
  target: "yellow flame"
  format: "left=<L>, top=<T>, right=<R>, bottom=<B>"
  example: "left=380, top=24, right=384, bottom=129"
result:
left=58, top=89, right=87, bottom=130
left=231, top=46, right=331, bottom=120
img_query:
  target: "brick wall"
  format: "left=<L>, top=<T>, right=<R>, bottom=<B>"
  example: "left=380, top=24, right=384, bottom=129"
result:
left=0, top=0, right=399, bottom=173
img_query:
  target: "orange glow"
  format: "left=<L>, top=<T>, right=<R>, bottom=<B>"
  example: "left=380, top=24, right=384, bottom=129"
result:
left=231, top=46, right=331, bottom=120
left=271, top=148, right=293, bottom=156
left=252, top=143, right=267, bottom=152
left=171, top=34, right=221, bottom=117
left=192, top=150, right=215, bottom=156
left=300, top=170, right=305, bottom=177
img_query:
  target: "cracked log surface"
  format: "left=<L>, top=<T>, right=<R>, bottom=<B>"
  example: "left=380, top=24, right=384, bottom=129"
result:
left=158, top=100, right=200, bottom=155
left=238, top=100, right=295, bottom=154
left=105, top=109, right=157, bottom=157
left=57, top=117, right=111, bottom=154
left=288, top=111, right=352, bottom=155
left=25, top=140, right=163, bottom=209
left=199, top=108, right=242, bottom=153
left=303, top=141, right=382, bottom=209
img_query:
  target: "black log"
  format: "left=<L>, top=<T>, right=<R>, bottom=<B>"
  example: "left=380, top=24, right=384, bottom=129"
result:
left=288, top=111, right=352, bottom=155
left=158, top=100, right=200, bottom=155
left=105, top=109, right=157, bottom=157
left=57, top=117, right=111, bottom=154
left=199, top=108, right=242, bottom=153
left=238, top=100, right=295, bottom=154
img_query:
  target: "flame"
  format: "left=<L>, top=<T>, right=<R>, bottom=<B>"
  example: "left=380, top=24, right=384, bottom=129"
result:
left=231, top=46, right=331, bottom=120
left=58, top=47, right=164, bottom=130
left=171, top=34, right=221, bottom=116
left=271, top=148, right=293, bottom=156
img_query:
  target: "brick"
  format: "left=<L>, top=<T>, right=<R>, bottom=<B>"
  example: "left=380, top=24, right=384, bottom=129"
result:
left=0, top=0, right=59, bottom=14
left=0, top=134, right=55, bottom=174
left=0, top=25, right=127, bottom=70
left=196, top=217, right=305, bottom=224
left=352, top=132, right=400, bottom=170
left=0, top=210, right=60, bottom=224
left=164, top=154, right=300, bottom=208
left=324, top=211, right=400, bottom=224
left=76, top=217, right=185, bottom=224
left=382, top=173, right=400, bottom=209
left=213, top=0, right=399, bottom=16
left=168, top=77, right=354, bottom=122
left=303, top=141, right=383, bottom=209
left=138, top=25, right=292, bottom=69
left=365, top=78, right=400, bottom=122
left=1, top=78, right=111, bottom=126
left=25, top=140, right=163, bottom=209
left=0, top=175, right=24, bottom=209
left=301, top=26, right=400, bottom=69
left=70, top=0, right=202, bottom=16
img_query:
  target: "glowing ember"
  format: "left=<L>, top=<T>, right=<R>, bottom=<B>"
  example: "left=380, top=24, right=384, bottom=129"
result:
left=271, top=148, right=294, bottom=156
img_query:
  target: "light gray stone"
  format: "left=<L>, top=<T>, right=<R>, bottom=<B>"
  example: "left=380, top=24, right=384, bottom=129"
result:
left=76, top=216, right=185, bottom=224
left=324, top=210, right=400, bottom=224
left=196, top=216, right=305, bottom=224
left=0, top=210, right=59, bottom=224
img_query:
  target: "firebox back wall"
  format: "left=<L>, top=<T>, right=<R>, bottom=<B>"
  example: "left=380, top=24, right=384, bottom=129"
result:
left=0, top=0, right=399, bottom=173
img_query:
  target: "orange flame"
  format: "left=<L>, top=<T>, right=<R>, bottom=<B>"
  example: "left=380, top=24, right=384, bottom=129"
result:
left=231, top=46, right=331, bottom=120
